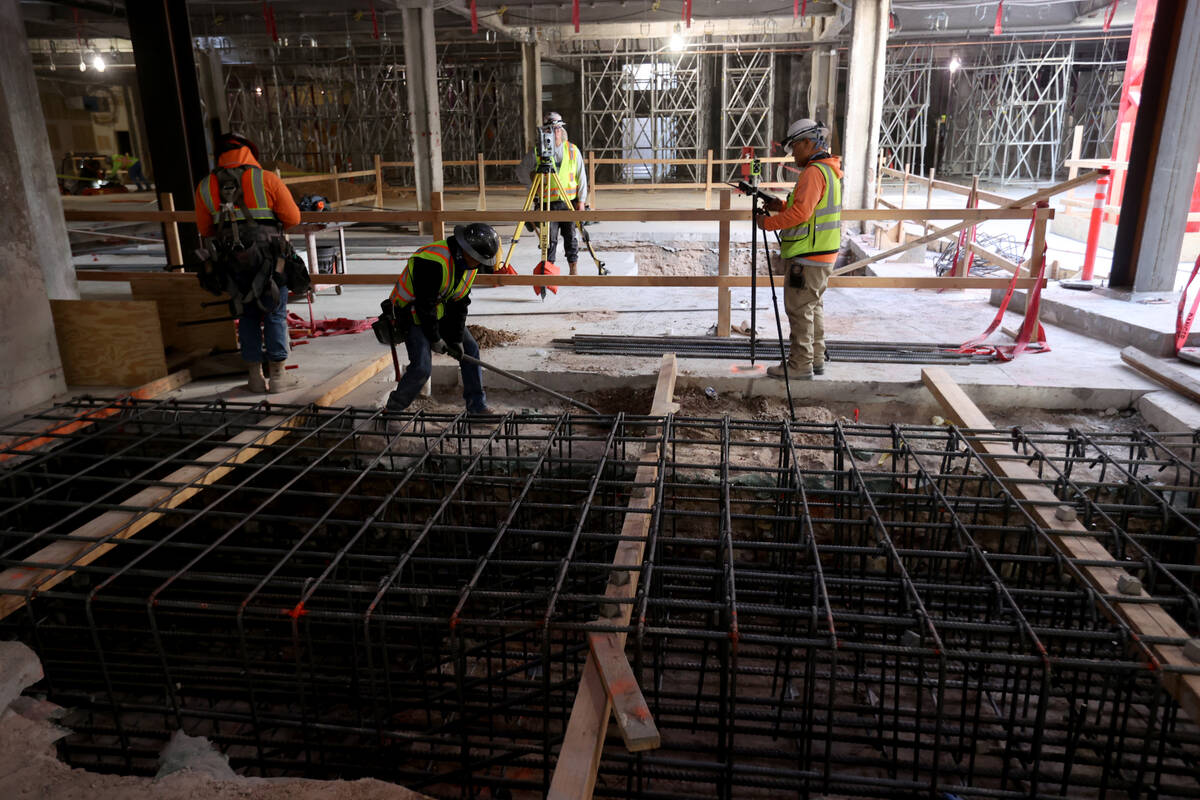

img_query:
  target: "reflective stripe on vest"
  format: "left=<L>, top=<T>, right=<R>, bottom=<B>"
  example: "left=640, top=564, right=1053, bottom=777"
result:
left=389, top=242, right=477, bottom=320
left=199, top=166, right=277, bottom=223
left=550, top=144, right=580, bottom=202
left=779, top=162, right=842, bottom=260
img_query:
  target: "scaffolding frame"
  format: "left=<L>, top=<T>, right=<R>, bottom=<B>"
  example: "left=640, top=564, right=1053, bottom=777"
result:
left=1066, top=37, right=1127, bottom=160
left=719, top=46, right=775, bottom=182
left=581, top=43, right=705, bottom=184
left=2, top=399, right=1199, bottom=797
left=437, top=48, right=525, bottom=186
left=942, top=41, right=1074, bottom=183
left=880, top=45, right=932, bottom=176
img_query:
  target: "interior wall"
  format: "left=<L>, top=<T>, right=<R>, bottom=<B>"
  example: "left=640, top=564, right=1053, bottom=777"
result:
left=37, top=76, right=138, bottom=169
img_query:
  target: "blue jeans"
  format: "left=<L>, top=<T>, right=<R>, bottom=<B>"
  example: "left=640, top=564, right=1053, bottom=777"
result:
left=386, top=325, right=486, bottom=412
left=128, top=161, right=149, bottom=190
left=239, top=288, right=289, bottom=363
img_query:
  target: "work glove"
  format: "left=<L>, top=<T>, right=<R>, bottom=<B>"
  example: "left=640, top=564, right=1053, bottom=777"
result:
left=444, top=341, right=464, bottom=361
left=380, top=299, right=397, bottom=319
left=765, top=197, right=785, bottom=213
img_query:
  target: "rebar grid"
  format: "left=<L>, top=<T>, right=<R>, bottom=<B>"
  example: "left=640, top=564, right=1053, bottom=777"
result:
left=2, top=399, right=1199, bottom=798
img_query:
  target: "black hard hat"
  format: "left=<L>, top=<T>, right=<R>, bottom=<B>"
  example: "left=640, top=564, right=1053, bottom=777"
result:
left=454, top=223, right=500, bottom=266
left=215, top=131, right=260, bottom=160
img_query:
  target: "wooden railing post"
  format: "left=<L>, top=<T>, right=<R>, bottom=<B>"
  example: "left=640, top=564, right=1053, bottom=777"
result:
left=1021, top=204, right=1050, bottom=336
left=924, top=167, right=935, bottom=237
left=374, top=154, right=384, bottom=209
left=431, top=190, right=444, bottom=240
left=704, top=149, right=714, bottom=210
left=899, top=163, right=910, bottom=244
left=477, top=152, right=487, bottom=211
left=331, top=164, right=340, bottom=204
left=160, top=192, right=183, bottom=270
left=718, top=189, right=731, bottom=337
left=588, top=150, right=598, bottom=209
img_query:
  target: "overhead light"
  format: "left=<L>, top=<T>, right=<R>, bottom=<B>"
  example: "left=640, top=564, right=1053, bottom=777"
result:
left=668, top=31, right=685, bottom=52
left=948, top=55, right=962, bottom=73
left=255, top=85, right=264, bottom=96
left=92, top=53, right=106, bottom=72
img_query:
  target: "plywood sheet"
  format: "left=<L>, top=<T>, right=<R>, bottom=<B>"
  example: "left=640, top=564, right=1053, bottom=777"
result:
left=50, top=299, right=167, bottom=387
left=128, top=277, right=237, bottom=354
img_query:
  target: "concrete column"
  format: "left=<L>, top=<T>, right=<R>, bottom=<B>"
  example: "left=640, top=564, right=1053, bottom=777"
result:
left=1109, top=1, right=1200, bottom=294
left=522, top=41, right=543, bottom=153
left=196, top=47, right=230, bottom=143
left=841, top=0, right=888, bottom=221
left=0, top=0, right=71, bottom=415
left=808, top=48, right=840, bottom=152
left=402, top=2, right=444, bottom=235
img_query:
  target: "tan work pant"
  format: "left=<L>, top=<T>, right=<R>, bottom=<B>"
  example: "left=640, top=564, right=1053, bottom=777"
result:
left=782, top=258, right=833, bottom=371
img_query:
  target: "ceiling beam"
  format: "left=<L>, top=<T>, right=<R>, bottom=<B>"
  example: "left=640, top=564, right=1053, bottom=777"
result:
left=438, top=0, right=537, bottom=43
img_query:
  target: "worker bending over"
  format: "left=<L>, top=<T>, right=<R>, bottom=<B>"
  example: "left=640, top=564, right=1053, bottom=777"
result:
left=194, top=132, right=303, bottom=394
left=380, top=223, right=500, bottom=414
left=758, top=118, right=843, bottom=380
left=518, top=111, right=590, bottom=275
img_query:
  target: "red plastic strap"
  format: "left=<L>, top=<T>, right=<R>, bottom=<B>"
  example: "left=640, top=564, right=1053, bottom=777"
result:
left=954, top=202, right=1051, bottom=361
left=993, top=0, right=1003, bottom=35
left=261, top=1, right=278, bottom=43
left=572, top=0, right=580, bottom=32
left=1174, top=255, right=1200, bottom=353
left=793, top=0, right=798, bottom=19
left=470, top=0, right=478, bottom=33
left=1103, top=0, right=1119, bottom=32
left=370, top=0, right=380, bottom=39
left=801, top=0, right=807, bottom=15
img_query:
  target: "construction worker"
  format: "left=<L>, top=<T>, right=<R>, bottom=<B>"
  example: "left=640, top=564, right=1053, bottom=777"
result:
left=112, top=152, right=150, bottom=192
left=758, top=118, right=842, bottom=380
left=380, top=223, right=500, bottom=415
left=518, top=111, right=590, bottom=275
left=194, top=132, right=303, bottom=394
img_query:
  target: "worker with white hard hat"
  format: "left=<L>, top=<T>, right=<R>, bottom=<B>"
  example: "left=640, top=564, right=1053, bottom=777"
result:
left=758, top=118, right=843, bottom=380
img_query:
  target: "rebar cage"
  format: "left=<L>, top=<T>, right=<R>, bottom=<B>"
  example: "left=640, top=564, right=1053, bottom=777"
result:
left=2, top=398, right=1199, bottom=799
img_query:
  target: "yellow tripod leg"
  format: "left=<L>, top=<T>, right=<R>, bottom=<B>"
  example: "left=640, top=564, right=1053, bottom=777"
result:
left=500, top=178, right=542, bottom=270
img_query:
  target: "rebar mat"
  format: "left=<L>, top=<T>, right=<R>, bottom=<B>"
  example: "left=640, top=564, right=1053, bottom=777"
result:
left=1, top=398, right=1198, bottom=798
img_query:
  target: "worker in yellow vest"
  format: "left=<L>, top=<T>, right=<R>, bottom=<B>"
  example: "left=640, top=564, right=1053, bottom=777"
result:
left=758, top=118, right=843, bottom=380
left=518, top=111, right=590, bottom=275
left=380, top=223, right=501, bottom=414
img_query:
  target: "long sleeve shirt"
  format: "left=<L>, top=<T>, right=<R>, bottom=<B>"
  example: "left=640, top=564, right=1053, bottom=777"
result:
left=518, top=140, right=588, bottom=205
left=760, top=156, right=843, bottom=262
left=193, top=146, right=301, bottom=237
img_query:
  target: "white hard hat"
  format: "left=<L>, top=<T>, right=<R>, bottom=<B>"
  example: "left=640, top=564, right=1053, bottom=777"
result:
left=782, top=118, right=829, bottom=148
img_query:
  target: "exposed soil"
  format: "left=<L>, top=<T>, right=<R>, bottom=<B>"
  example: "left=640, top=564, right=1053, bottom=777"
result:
left=466, top=324, right=521, bottom=349
left=599, top=240, right=773, bottom=277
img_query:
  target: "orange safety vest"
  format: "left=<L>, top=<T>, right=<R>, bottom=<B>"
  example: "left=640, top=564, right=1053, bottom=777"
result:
left=388, top=241, right=477, bottom=324
left=197, top=165, right=278, bottom=224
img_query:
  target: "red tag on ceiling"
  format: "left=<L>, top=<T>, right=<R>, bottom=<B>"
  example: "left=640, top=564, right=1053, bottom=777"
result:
left=993, top=0, right=1003, bottom=35
left=470, top=0, right=478, bottom=33
left=370, top=0, right=380, bottom=38
left=1103, top=0, right=1119, bottom=31
left=572, top=0, right=580, bottom=33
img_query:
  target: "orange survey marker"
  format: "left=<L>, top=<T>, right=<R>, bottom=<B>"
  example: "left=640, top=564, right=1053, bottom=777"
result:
left=533, top=260, right=559, bottom=299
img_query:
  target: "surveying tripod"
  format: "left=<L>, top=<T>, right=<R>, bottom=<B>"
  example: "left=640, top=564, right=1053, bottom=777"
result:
left=499, top=153, right=608, bottom=278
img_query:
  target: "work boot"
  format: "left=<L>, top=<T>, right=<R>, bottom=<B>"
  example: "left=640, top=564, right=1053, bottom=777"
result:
left=247, top=363, right=268, bottom=393
left=767, top=363, right=813, bottom=381
left=569, top=262, right=578, bottom=276
left=467, top=405, right=497, bottom=416
left=267, top=360, right=301, bottom=393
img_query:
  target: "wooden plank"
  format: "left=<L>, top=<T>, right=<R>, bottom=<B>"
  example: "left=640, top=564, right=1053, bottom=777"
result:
left=549, top=354, right=676, bottom=800
left=128, top=277, right=237, bottom=353
left=1121, top=347, right=1200, bottom=403
left=586, top=632, right=660, bottom=752
left=0, top=368, right=192, bottom=465
left=0, top=353, right=391, bottom=621
left=50, top=300, right=168, bottom=387
left=476, top=152, right=486, bottom=211
left=374, top=154, right=384, bottom=209
left=968, top=241, right=1026, bottom=275
left=718, top=190, right=731, bottom=337
left=921, top=367, right=1200, bottom=726
left=160, top=192, right=183, bottom=269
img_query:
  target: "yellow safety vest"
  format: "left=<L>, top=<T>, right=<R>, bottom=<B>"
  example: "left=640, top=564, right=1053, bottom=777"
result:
left=550, top=143, right=581, bottom=202
left=388, top=241, right=478, bottom=324
left=197, top=166, right=278, bottom=224
left=779, top=161, right=842, bottom=260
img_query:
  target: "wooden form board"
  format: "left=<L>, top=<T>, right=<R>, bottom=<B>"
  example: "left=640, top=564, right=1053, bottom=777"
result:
left=83, top=271, right=1045, bottom=291
left=128, top=277, right=237, bottom=353
left=50, top=299, right=167, bottom=387
left=0, top=353, right=391, bottom=621
left=921, top=367, right=1200, bottom=725
left=549, top=354, right=677, bottom=800
left=1121, top=347, right=1200, bottom=404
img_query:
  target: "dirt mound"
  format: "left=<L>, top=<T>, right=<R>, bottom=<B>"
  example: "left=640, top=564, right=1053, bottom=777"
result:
left=467, top=325, right=520, bottom=348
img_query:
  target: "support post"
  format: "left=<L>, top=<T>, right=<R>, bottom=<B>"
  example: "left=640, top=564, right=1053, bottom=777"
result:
left=431, top=190, right=445, bottom=240
left=126, top=0, right=209, bottom=259
left=718, top=189, right=731, bottom=337
left=704, top=149, right=714, bottom=209
left=842, top=0, right=889, bottom=226
left=521, top=41, right=543, bottom=153
left=331, top=164, right=340, bottom=204
left=588, top=150, right=598, bottom=209
left=160, top=192, right=183, bottom=269
left=402, top=2, right=445, bottom=237
left=374, top=154, right=384, bottom=209
left=476, top=152, right=487, bottom=211
left=1109, top=1, right=1200, bottom=293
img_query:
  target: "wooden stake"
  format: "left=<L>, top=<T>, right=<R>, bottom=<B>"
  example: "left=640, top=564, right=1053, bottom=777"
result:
left=718, top=189, right=731, bottom=337
left=476, top=152, right=487, bottom=211
left=704, top=149, right=714, bottom=210
left=160, top=192, right=184, bottom=270
left=374, top=154, right=384, bottom=209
